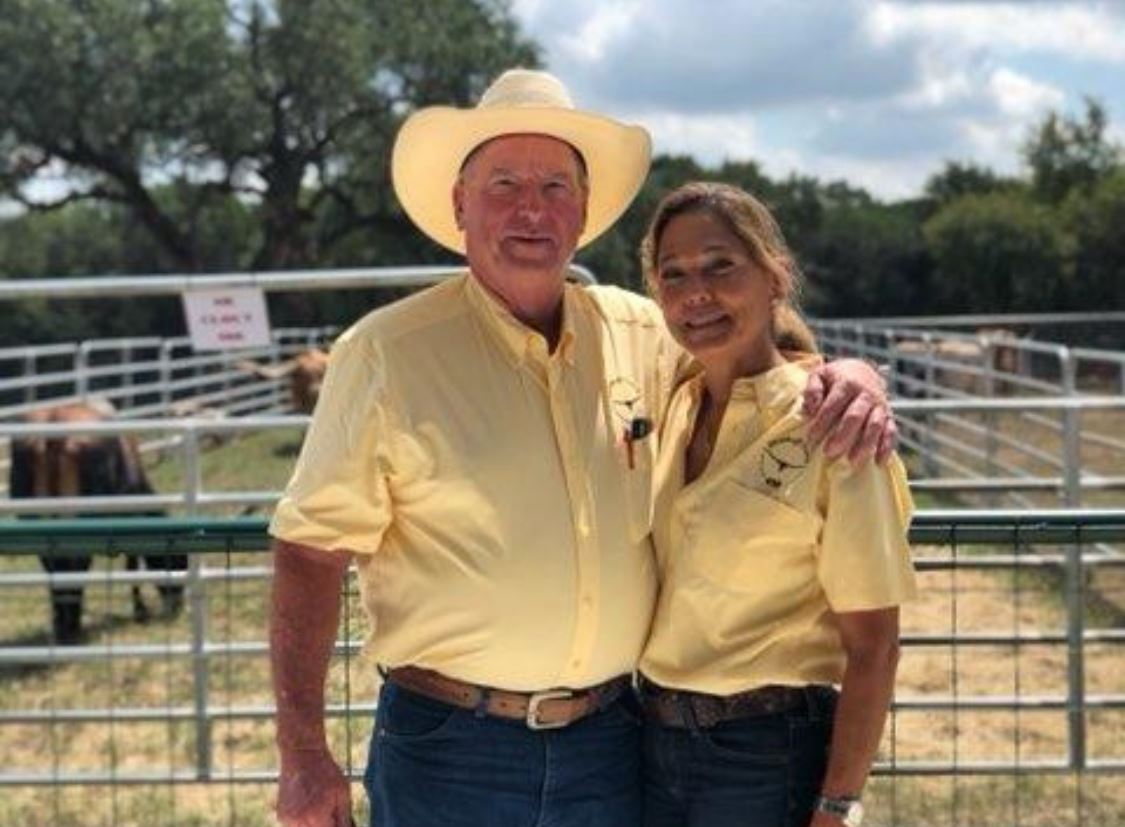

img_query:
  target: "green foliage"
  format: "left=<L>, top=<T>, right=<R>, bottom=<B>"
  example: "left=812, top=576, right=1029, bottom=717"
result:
left=1023, top=97, right=1122, bottom=204
left=803, top=201, right=930, bottom=317
left=1062, top=169, right=1125, bottom=311
left=924, top=161, right=1020, bottom=208
left=924, top=193, right=1068, bottom=312
left=0, top=0, right=537, bottom=273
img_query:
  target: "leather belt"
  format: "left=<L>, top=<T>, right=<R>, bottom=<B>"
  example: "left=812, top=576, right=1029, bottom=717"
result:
left=383, top=665, right=632, bottom=730
left=639, top=679, right=835, bottom=729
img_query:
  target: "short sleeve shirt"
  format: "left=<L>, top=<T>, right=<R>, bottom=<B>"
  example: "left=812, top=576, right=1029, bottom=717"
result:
left=270, top=273, right=683, bottom=691
left=639, top=360, right=917, bottom=695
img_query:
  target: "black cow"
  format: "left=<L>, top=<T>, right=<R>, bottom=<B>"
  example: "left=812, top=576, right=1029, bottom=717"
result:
left=8, top=402, right=187, bottom=644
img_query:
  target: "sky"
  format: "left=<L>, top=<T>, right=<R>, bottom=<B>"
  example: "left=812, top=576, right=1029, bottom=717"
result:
left=509, top=0, right=1125, bottom=200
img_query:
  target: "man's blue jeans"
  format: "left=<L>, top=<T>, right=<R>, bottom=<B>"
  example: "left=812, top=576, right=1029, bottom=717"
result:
left=641, top=687, right=836, bottom=827
left=365, top=680, right=643, bottom=827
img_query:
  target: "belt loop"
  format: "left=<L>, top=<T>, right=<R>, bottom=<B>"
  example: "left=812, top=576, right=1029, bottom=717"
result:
left=595, top=684, right=612, bottom=712
left=377, top=664, right=391, bottom=680
left=676, top=692, right=702, bottom=737
left=801, top=685, right=815, bottom=720
left=473, top=686, right=491, bottom=718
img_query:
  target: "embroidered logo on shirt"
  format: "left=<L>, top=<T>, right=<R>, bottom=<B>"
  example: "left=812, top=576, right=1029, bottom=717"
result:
left=760, top=437, right=810, bottom=489
left=608, top=376, right=643, bottom=425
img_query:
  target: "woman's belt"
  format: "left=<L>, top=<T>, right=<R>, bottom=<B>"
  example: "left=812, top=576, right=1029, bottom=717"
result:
left=639, top=679, right=836, bottom=729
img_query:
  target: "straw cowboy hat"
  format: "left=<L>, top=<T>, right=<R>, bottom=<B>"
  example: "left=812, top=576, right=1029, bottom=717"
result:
left=391, top=68, right=652, bottom=254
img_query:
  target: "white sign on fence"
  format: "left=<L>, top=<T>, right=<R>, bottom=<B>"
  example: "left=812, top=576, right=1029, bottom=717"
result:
left=182, top=288, right=272, bottom=351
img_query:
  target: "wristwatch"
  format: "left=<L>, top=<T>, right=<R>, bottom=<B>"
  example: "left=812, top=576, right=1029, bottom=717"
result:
left=815, top=794, right=864, bottom=827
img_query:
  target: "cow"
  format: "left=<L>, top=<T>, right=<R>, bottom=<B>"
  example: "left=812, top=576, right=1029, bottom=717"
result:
left=8, top=401, right=187, bottom=644
left=236, top=348, right=329, bottom=414
left=891, top=330, right=1026, bottom=397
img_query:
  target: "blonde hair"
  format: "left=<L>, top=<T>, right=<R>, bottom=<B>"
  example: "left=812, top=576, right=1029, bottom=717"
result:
left=639, top=181, right=818, bottom=354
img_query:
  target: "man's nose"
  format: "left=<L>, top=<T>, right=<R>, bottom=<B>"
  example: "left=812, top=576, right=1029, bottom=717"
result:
left=515, top=185, right=545, bottom=219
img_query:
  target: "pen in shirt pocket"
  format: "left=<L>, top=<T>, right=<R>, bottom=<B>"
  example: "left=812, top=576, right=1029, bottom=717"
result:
left=623, top=416, right=653, bottom=470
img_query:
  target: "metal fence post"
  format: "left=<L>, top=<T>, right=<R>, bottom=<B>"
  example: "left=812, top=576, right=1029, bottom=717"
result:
left=982, top=335, right=998, bottom=505
left=75, top=341, right=92, bottom=398
left=121, top=344, right=134, bottom=409
left=160, top=342, right=174, bottom=412
left=922, top=332, right=938, bottom=476
left=182, top=424, right=213, bottom=779
left=1060, top=348, right=1082, bottom=508
left=23, top=350, right=36, bottom=404
left=1064, top=532, right=1087, bottom=773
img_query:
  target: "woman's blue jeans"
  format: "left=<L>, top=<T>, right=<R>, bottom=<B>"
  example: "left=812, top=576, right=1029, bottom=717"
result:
left=365, top=680, right=644, bottom=827
left=642, top=687, right=836, bottom=827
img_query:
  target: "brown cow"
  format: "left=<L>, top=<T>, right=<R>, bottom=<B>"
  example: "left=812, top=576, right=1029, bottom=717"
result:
left=236, top=348, right=329, bottom=414
left=8, top=401, right=186, bottom=644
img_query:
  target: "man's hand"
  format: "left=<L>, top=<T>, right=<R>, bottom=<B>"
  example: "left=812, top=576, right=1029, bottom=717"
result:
left=803, top=359, right=897, bottom=464
left=277, top=748, right=354, bottom=827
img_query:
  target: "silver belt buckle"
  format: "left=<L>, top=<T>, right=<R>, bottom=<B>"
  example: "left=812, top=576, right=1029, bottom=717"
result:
left=526, top=689, right=574, bottom=730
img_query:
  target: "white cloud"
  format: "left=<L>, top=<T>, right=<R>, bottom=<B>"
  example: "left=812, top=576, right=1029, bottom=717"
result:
left=556, top=1, right=643, bottom=63
left=510, top=1, right=1125, bottom=198
left=636, top=112, right=760, bottom=165
left=988, top=67, right=1065, bottom=117
left=875, top=1, right=1125, bottom=63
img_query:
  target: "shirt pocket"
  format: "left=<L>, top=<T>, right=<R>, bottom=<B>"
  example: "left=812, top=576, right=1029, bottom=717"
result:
left=688, top=479, right=821, bottom=594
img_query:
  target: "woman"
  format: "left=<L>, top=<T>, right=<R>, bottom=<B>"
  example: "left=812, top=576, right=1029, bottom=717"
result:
left=637, top=182, right=916, bottom=827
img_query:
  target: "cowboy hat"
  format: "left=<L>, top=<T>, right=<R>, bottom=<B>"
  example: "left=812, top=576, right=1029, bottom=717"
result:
left=391, top=68, right=652, bottom=254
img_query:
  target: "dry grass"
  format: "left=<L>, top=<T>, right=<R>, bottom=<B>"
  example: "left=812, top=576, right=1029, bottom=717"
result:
left=1, top=429, right=1122, bottom=825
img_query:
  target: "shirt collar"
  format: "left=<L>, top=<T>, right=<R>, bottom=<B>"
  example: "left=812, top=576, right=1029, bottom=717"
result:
left=464, top=271, right=577, bottom=367
left=729, top=355, right=823, bottom=411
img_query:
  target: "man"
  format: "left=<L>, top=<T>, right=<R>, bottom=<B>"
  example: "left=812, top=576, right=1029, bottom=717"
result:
left=270, top=69, right=895, bottom=827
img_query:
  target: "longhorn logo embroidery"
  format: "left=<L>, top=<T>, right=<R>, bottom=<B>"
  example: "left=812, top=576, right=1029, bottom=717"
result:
left=760, top=437, right=810, bottom=489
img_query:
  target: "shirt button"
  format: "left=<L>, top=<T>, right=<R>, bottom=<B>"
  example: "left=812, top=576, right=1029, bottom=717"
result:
left=582, top=595, right=593, bottom=607
left=571, top=659, right=582, bottom=669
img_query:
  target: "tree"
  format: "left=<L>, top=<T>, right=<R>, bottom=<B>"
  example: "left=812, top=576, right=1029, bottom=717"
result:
left=801, top=201, right=930, bottom=318
left=924, top=161, right=1017, bottom=207
left=923, top=193, right=1067, bottom=313
left=1023, top=97, right=1121, bottom=204
left=1063, top=169, right=1125, bottom=311
left=0, top=0, right=538, bottom=274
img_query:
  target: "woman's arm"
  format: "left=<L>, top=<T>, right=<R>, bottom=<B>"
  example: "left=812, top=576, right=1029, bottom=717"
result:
left=812, top=606, right=901, bottom=826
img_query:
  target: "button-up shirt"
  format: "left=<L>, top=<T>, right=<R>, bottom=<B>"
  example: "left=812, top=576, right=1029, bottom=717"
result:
left=270, top=273, right=682, bottom=691
left=640, top=361, right=916, bottom=695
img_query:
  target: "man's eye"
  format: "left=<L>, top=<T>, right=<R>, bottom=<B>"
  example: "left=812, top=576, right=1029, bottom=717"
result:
left=659, top=268, right=684, bottom=282
left=706, top=259, right=734, bottom=276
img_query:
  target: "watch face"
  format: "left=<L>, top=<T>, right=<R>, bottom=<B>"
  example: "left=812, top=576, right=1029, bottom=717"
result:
left=843, top=800, right=864, bottom=827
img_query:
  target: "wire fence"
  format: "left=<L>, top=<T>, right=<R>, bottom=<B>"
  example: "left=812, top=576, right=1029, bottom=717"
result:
left=0, top=512, right=1122, bottom=826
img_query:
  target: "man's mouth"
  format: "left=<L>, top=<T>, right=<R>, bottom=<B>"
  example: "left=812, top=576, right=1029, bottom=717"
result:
left=507, top=234, right=554, bottom=246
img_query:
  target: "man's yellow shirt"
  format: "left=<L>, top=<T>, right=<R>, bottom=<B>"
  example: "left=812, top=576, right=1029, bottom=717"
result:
left=271, top=273, right=683, bottom=691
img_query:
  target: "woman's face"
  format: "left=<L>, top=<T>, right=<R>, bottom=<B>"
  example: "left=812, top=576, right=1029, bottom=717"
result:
left=652, top=209, right=779, bottom=371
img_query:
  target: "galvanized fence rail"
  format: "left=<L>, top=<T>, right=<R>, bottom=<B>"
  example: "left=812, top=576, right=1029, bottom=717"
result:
left=813, top=320, right=1125, bottom=510
left=2, top=397, right=1122, bottom=520
left=0, top=512, right=1123, bottom=827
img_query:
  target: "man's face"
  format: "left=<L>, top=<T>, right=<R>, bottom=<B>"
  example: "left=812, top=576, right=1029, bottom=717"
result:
left=453, top=134, right=588, bottom=314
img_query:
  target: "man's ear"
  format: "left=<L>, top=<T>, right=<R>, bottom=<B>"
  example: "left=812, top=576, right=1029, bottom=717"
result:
left=452, top=181, right=465, bottom=230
